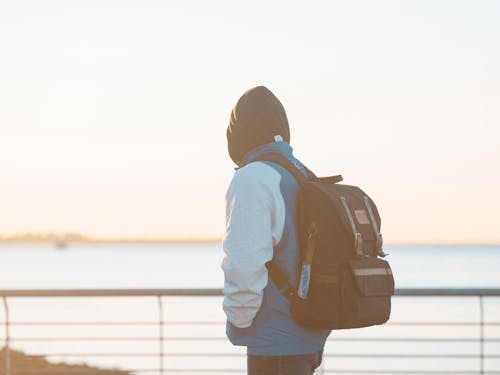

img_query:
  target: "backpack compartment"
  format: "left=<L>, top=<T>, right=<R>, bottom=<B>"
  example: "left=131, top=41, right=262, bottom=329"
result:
left=290, top=183, right=347, bottom=328
left=340, top=257, right=394, bottom=329
left=291, top=263, right=342, bottom=329
left=300, top=182, right=353, bottom=261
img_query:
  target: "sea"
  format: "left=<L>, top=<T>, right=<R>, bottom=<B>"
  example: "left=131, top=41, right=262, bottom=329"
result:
left=0, top=243, right=499, bottom=374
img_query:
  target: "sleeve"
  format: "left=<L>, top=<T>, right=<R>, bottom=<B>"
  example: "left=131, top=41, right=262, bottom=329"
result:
left=221, top=162, right=285, bottom=328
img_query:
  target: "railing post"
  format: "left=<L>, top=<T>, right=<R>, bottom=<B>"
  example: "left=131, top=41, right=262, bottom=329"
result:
left=479, top=295, right=484, bottom=375
left=2, top=297, right=10, bottom=375
left=158, top=296, right=164, bottom=375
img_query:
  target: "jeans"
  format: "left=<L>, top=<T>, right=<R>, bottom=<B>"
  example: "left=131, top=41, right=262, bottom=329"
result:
left=247, top=351, right=323, bottom=375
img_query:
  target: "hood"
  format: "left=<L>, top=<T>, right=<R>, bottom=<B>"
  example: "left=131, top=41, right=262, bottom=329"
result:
left=226, top=86, right=290, bottom=165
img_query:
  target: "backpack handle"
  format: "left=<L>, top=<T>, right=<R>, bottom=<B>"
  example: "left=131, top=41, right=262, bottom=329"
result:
left=317, top=175, right=343, bottom=184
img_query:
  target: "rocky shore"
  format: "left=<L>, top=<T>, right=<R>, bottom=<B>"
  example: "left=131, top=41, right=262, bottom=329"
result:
left=0, top=348, right=130, bottom=375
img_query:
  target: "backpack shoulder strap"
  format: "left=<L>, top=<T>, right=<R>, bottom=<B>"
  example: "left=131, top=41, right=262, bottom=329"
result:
left=251, top=152, right=312, bottom=299
left=253, top=152, right=314, bottom=182
left=252, top=152, right=343, bottom=299
left=254, top=153, right=343, bottom=184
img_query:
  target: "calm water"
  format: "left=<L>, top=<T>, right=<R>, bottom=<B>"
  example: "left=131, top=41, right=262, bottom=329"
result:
left=0, top=244, right=499, bottom=374
left=0, top=243, right=499, bottom=289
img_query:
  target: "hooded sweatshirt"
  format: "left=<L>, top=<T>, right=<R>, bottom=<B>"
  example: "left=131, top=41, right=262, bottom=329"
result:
left=227, top=86, right=290, bottom=166
left=222, top=86, right=331, bottom=355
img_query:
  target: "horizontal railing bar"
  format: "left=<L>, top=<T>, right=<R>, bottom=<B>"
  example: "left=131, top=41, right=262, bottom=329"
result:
left=45, top=353, right=182, bottom=357
left=0, top=288, right=500, bottom=297
left=325, top=371, right=500, bottom=374
left=386, top=321, right=500, bottom=326
left=0, top=369, right=158, bottom=373
left=17, top=368, right=500, bottom=375
left=325, top=354, right=500, bottom=358
left=8, top=321, right=158, bottom=326
left=163, top=353, right=500, bottom=359
left=9, top=336, right=500, bottom=343
left=7, top=320, right=500, bottom=327
left=0, top=369, right=246, bottom=374
left=147, top=371, right=245, bottom=374
left=395, top=288, right=500, bottom=296
left=4, top=371, right=500, bottom=375
left=0, top=289, right=223, bottom=297
left=329, top=337, right=500, bottom=342
left=11, top=337, right=196, bottom=341
left=158, top=371, right=245, bottom=374
left=9, top=336, right=227, bottom=341
left=39, top=352, right=500, bottom=359
left=7, top=320, right=224, bottom=326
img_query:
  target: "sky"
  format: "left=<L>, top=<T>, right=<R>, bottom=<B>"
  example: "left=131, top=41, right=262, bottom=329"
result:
left=1, top=0, right=499, bottom=244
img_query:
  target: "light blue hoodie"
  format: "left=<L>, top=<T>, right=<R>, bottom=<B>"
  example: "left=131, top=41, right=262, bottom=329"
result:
left=222, top=141, right=331, bottom=355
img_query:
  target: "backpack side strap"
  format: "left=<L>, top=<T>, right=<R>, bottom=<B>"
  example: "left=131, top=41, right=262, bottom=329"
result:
left=265, top=261, right=296, bottom=301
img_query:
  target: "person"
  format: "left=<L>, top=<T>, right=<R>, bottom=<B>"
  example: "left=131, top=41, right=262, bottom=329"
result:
left=222, top=86, right=331, bottom=375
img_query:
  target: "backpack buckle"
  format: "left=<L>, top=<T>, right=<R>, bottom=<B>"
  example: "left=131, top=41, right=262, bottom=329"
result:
left=376, top=234, right=387, bottom=257
left=278, top=285, right=297, bottom=301
left=354, top=233, right=364, bottom=257
left=340, top=196, right=365, bottom=257
left=285, top=287, right=296, bottom=300
left=308, top=222, right=318, bottom=239
left=363, top=196, right=386, bottom=257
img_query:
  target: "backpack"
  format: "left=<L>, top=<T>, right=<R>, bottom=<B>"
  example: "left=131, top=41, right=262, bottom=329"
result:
left=257, top=153, right=395, bottom=330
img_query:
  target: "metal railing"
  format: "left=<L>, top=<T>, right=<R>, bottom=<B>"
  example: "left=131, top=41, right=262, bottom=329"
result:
left=1, top=288, right=500, bottom=375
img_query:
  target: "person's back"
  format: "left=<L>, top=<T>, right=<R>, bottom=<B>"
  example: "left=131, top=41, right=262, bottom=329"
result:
left=222, top=86, right=331, bottom=375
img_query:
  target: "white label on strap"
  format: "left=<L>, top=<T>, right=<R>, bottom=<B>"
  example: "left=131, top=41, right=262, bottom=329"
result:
left=274, top=135, right=283, bottom=142
left=297, top=263, right=311, bottom=299
left=353, top=268, right=392, bottom=276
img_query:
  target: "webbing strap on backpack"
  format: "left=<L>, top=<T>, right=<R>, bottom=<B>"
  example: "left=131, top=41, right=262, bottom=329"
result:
left=264, top=260, right=297, bottom=300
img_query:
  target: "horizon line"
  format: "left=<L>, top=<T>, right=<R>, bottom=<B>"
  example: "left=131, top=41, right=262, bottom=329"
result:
left=0, top=231, right=499, bottom=246
left=0, top=237, right=499, bottom=247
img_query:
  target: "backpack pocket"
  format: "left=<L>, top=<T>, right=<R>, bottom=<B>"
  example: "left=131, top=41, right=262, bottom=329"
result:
left=340, top=257, right=394, bottom=328
left=291, top=263, right=342, bottom=329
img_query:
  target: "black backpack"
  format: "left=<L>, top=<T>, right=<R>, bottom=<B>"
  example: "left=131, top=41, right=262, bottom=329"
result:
left=257, top=153, right=395, bottom=330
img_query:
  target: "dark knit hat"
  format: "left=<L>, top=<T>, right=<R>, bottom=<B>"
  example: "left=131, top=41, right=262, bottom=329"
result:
left=226, top=86, right=290, bottom=165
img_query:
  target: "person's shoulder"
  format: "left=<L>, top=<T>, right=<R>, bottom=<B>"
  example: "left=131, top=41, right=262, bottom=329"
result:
left=227, top=162, right=282, bottom=196
left=233, top=161, right=282, bottom=182
left=226, top=162, right=285, bottom=211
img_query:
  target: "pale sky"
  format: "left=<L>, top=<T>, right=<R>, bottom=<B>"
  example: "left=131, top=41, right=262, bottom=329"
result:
left=1, top=0, right=499, bottom=243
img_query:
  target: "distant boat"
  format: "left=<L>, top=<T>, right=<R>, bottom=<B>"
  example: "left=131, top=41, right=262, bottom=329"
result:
left=54, top=239, right=68, bottom=250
